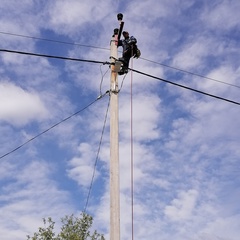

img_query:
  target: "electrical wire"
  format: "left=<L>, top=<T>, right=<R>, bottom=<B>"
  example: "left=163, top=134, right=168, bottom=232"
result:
left=140, top=57, right=240, bottom=89
left=99, top=65, right=110, bottom=95
left=0, top=94, right=108, bottom=160
left=1, top=48, right=239, bottom=105
left=129, top=67, right=240, bottom=106
left=1, top=30, right=239, bottom=89
left=0, top=31, right=109, bottom=51
left=118, top=72, right=128, bottom=92
left=0, top=49, right=110, bottom=65
left=83, top=94, right=110, bottom=213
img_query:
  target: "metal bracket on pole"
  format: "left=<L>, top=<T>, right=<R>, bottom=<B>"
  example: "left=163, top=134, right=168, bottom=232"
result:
left=118, top=23, right=124, bottom=41
left=110, top=57, right=122, bottom=73
left=117, top=13, right=124, bottom=43
left=114, top=61, right=122, bottom=73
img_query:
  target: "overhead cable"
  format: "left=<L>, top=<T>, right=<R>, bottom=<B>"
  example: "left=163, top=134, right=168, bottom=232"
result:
left=129, top=67, right=240, bottom=106
left=1, top=48, right=239, bottom=106
left=1, top=30, right=239, bottom=89
left=0, top=31, right=109, bottom=51
left=140, top=57, right=240, bottom=89
left=0, top=48, right=110, bottom=65
left=99, top=65, right=110, bottom=95
left=0, top=93, right=108, bottom=160
left=84, top=94, right=110, bottom=213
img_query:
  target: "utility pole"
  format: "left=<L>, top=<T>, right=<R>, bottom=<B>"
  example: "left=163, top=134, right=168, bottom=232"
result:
left=109, top=13, right=124, bottom=240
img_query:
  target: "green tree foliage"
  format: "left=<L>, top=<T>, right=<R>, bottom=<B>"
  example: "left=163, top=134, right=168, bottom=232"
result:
left=27, top=213, right=105, bottom=240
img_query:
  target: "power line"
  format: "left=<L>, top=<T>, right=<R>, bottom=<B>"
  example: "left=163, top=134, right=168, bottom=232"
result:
left=129, top=67, right=240, bottom=106
left=0, top=48, right=109, bottom=65
left=1, top=48, right=239, bottom=106
left=0, top=94, right=108, bottom=160
left=0, top=31, right=109, bottom=51
left=84, top=94, right=110, bottom=213
left=140, top=57, right=240, bottom=89
left=99, top=65, right=110, bottom=95
left=1, top=30, right=239, bottom=89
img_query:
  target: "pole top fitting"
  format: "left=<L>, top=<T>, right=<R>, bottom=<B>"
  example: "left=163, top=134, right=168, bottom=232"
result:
left=117, top=13, right=123, bottom=21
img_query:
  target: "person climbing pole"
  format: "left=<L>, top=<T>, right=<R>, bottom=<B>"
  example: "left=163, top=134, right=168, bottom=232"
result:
left=118, top=31, right=140, bottom=75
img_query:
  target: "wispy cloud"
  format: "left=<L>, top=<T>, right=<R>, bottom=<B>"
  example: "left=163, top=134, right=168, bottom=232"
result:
left=0, top=1, right=240, bottom=240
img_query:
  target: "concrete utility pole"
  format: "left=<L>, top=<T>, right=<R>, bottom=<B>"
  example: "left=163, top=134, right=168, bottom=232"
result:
left=109, top=13, right=124, bottom=240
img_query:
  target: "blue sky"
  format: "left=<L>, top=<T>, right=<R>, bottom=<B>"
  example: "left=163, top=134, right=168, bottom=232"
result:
left=0, top=1, right=240, bottom=239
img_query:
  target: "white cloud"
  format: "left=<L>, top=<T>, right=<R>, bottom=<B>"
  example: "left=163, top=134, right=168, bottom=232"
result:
left=1, top=1, right=240, bottom=239
left=173, top=37, right=212, bottom=70
left=199, top=65, right=240, bottom=95
left=164, top=189, right=199, bottom=221
left=119, top=92, right=162, bottom=142
left=67, top=142, right=100, bottom=187
left=0, top=161, right=73, bottom=240
left=201, top=215, right=240, bottom=240
left=0, top=161, right=16, bottom=180
left=0, top=82, right=48, bottom=126
left=201, top=1, right=240, bottom=30
left=46, top=0, right=112, bottom=36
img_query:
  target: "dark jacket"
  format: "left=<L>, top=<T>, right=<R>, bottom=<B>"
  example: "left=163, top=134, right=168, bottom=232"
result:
left=118, top=36, right=137, bottom=57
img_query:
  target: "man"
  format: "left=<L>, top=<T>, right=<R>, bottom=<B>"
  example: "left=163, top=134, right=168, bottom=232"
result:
left=118, top=31, right=137, bottom=75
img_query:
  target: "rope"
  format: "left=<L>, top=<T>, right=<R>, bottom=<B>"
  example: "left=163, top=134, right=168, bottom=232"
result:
left=130, top=50, right=134, bottom=240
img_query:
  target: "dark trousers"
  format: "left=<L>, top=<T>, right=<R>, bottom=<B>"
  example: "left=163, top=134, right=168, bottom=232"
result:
left=120, top=49, right=133, bottom=69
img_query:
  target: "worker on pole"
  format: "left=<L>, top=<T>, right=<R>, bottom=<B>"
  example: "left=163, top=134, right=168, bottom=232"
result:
left=118, top=31, right=141, bottom=75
